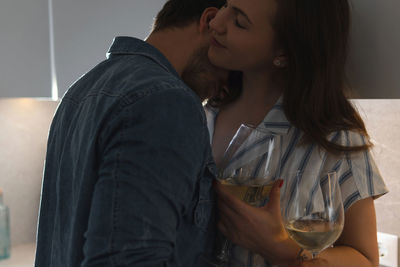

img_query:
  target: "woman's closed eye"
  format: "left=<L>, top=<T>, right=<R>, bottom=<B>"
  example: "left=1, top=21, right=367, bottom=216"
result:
left=235, top=19, right=246, bottom=29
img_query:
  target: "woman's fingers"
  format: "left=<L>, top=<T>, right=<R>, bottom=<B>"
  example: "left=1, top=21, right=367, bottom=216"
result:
left=263, top=179, right=283, bottom=214
left=217, top=196, right=239, bottom=220
left=218, top=211, right=240, bottom=244
left=213, top=180, right=254, bottom=214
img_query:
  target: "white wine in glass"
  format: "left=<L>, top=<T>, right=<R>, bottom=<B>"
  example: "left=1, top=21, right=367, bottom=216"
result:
left=282, top=171, right=344, bottom=258
left=219, top=179, right=274, bottom=207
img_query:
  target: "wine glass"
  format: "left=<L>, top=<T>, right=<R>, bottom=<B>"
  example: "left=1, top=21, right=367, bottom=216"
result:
left=204, top=124, right=283, bottom=266
left=281, top=171, right=344, bottom=259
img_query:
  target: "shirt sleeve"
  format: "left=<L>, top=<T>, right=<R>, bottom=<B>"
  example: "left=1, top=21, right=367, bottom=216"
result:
left=82, top=88, right=207, bottom=266
left=338, top=131, right=388, bottom=211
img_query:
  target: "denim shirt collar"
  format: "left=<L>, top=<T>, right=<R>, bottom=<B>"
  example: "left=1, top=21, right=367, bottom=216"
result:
left=107, top=36, right=180, bottom=79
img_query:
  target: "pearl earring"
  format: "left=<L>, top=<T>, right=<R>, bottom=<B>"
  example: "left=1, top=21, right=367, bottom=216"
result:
left=273, top=58, right=286, bottom=67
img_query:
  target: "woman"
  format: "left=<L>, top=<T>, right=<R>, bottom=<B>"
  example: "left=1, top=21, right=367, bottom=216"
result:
left=205, top=0, right=388, bottom=266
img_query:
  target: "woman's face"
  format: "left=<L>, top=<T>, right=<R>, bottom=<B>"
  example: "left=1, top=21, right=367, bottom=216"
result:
left=208, top=0, right=279, bottom=73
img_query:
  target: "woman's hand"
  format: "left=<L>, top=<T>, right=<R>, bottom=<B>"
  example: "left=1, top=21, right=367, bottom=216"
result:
left=214, top=179, right=380, bottom=266
left=213, top=179, right=299, bottom=265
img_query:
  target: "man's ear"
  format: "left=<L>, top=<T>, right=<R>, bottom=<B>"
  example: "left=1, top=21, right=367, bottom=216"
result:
left=198, top=7, right=219, bottom=33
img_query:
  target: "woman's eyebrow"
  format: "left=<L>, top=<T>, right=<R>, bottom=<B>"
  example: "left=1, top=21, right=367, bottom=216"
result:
left=231, top=6, right=253, bottom=25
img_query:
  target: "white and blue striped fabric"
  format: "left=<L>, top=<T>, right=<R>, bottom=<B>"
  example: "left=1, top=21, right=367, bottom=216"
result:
left=204, top=97, right=388, bottom=267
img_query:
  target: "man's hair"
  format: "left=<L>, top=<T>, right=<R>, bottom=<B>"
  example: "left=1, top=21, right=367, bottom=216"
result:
left=153, top=0, right=225, bottom=31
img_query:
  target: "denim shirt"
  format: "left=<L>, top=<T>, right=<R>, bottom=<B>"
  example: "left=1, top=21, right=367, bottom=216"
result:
left=35, top=37, right=217, bottom=267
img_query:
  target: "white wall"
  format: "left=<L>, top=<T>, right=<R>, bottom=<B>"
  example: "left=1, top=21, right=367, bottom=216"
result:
left=355, top=100, right=400, bottom=262
left=52, top=0, right=165, bottom=97
left=354, top=100, right=400, bottom=237
left=0, top=0, right=51, bottom=98
left=348, top=0, right=400, bottom=98
left=0, top=98, right=59, bottom=246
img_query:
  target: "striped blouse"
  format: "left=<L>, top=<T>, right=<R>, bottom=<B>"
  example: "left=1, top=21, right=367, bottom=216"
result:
left=204, top=97, right=388, bottom=267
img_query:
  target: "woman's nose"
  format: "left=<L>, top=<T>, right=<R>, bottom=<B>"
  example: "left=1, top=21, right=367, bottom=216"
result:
left=209, top=11, right=226, bottom=35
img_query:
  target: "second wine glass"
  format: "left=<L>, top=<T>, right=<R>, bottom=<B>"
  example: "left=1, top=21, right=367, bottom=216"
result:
left=281, top=171, right=344, bottom=259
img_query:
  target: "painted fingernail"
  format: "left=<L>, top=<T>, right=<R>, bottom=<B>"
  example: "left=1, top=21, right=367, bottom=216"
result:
left=279, top=180, right=284, bottom=188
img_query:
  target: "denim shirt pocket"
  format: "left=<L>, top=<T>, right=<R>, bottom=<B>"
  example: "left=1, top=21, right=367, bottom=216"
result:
left=193, top=162, right=217, bottom=232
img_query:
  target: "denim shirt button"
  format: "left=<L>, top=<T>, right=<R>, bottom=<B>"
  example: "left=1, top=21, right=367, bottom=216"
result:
left=207, top=163, right=217, bottom=176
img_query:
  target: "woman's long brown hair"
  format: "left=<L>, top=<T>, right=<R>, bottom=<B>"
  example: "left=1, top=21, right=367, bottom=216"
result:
left=210, top=0, right=371, bottom=155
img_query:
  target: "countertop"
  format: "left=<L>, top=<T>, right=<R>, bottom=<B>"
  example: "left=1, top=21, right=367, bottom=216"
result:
left=0, top=243, right=35, bottom=267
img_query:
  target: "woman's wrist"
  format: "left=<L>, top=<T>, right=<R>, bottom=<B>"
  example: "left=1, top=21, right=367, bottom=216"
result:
left=297, top=248, right=312, bottom=261
left=276, top=247, right=309, bottom=267
left=265, top=235, right=302, bottom=266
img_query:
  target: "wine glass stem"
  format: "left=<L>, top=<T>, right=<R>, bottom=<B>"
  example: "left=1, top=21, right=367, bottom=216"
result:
left=311, top=252, right=319, bottom=259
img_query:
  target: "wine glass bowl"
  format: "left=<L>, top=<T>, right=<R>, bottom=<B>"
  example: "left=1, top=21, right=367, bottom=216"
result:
left=282, top=171, right=344, bottom=258
left=204, top=124, right=283, bottom=266
left=217, top=124, right=282, bottom=206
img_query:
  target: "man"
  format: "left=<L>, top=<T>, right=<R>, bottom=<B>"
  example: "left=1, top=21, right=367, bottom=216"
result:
left=35, top=0, right=226, bottom=266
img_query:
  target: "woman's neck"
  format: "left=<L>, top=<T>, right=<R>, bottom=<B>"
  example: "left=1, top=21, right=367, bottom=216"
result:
left=215, top=70, right=282, bottom=131
left=211, top=70, right=284, bottom=166
left=240, top=71, right=282, bottom=106
left=224, top=71, right=282, bottom=125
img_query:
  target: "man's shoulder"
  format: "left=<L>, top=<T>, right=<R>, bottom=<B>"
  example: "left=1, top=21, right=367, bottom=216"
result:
left=56, top=52, right=207, bottom=134
left=103, top=54, right=205, bottom=116
left=123, top=86, right=207, bottom=133
left=65, top=53, right=192, bottom=103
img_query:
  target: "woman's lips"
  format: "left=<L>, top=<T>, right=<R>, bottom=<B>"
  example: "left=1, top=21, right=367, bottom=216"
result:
left=211, top=37, right=226, bottom=48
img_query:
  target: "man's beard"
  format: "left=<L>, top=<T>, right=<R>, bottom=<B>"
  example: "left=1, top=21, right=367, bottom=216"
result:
left=181, top=46, right=223, bottom=101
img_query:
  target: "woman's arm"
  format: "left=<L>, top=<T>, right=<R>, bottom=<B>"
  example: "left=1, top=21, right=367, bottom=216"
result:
left=214, top=181, right=380, bottom=267
left=316, top=197, right=379, bottom=267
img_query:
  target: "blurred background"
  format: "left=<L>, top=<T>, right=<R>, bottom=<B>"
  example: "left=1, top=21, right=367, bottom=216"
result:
left=0, top=0, right=399, bottom=266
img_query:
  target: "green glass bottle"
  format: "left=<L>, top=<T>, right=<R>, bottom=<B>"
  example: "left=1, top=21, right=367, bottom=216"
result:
left=0, top=189, right=10, bottom=260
